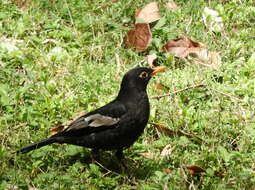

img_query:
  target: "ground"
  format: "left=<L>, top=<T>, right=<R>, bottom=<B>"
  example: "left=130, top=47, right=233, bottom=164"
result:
left=0, top=0, right=255, bottom=189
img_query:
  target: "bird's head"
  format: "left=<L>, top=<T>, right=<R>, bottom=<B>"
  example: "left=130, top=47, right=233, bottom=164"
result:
left=118, top=66, right=166, bottom=96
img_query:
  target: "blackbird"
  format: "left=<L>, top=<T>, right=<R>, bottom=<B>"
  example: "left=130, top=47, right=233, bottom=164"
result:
left=17, top=66, right=166, bottom=160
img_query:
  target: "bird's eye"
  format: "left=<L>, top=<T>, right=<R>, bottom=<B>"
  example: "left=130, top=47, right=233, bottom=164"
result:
left=139, top=71, right=149, bottom=79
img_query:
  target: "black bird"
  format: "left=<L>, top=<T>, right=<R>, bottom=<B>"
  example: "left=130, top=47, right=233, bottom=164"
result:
left=17, top=66, right=166, bottom=160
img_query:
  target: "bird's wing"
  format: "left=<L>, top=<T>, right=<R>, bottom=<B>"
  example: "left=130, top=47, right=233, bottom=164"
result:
left=62, top=100, right=127, bottom=133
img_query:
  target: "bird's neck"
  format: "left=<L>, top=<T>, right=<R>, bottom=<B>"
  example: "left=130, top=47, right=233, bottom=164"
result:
left=116, top=87, right=147, bottom=102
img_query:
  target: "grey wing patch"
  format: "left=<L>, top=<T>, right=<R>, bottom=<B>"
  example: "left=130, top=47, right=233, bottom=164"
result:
left=66, top=113, right=120, bottom=131
left=66, top=117, right=89, bottom=131
left=86, top=114, right=120, bottom=127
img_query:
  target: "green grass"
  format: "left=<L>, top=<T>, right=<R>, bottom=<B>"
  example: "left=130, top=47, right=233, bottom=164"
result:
left=1, top=0, right=255, bottom=189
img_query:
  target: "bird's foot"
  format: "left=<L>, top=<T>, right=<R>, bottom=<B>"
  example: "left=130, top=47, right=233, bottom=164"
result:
left=91, top=149, right=100, bottom=163
left=116, top=150, right=128, bottom=172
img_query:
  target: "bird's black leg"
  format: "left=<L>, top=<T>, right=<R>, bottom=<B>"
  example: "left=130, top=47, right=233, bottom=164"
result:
left=116, top=149, right=127, bottom=171
left=116, top=149, right=124, bottom=160
left=91, top=149, right=99, bottom=163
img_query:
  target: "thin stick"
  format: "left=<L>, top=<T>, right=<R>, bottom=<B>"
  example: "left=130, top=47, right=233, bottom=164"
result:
left=152, top=82, right=245, bottom=103
left=205, top=86, right=245, bottom=102
left=152, top=83, right=207, bottom=99
left=93, top=160, right=120, bottom=176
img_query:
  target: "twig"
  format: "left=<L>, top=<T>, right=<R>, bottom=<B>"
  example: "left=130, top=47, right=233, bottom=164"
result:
left=152, top=83, right=245, bottom=103
left=152, top=83, right=207, bottom=99
left=93, top=160, right=120, bottom=176
left=102, top=171, right=112, bottom=177
left=205, top=86, right=245, bottom=103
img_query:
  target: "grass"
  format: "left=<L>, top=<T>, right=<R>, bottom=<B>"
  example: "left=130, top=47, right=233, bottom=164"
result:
left=0, top=0, right=255, bottom=189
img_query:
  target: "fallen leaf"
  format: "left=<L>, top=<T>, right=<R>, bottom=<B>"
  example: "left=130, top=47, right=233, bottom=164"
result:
left=155, top=82, right=169, bottom=91
left=160, top=144, right=175, bottom=158
left=191, top=50, right=222, bottom=69
left=146, top=53, right=157, bottom=67
left=165, top=0, right=179, bottom=11
left=186, top=165, right=206, bottom=175
left=214, top=170, right=224, bottom=178
left=124, top=23, right=152, bottom=52
left=135, top=2, right=160, bottom=24
left=150, top=122, right=204, bottom=142
left=155, top=83, right=164, bottom=90
left=140, top=152, right=159, bottom=159
left=49, top=125, right=65, bottom=135
left=162, top=168, right=172, bottom=174
left=50, top=111, right=86, bottom=135
left=162, top=37, right=205, bottom=58
left=202, top=7, right=224, bottom=32
left=150, top=122, right=175, bottom=137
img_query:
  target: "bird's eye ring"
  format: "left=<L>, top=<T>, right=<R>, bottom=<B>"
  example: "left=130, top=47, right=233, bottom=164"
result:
left=139, top=71, right=149, bottom=79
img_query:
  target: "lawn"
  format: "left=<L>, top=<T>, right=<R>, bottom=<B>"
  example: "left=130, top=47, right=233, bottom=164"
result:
left=0, top=0, right=255, bottom=189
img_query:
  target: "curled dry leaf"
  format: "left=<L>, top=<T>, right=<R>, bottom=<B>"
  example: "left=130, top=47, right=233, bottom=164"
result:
left=186, top=165, right=206, bottom=175
left=191, top=50, right=222, bottom=69
left=135, top=2, right=160, bottom=24
left=165, top=0, right=179, bottom=11
left=162, top=37, right=205, bottom=58
left=124, top=23, right=152, bottom=52
left=50, top=111, right=86, bottom=135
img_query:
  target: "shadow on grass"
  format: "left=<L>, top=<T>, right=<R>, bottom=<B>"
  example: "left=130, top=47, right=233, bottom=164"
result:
left=61, top=150, right=161, bottom=180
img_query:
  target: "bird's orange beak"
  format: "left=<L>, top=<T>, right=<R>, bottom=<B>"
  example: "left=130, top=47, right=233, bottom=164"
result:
left=151, top=66, right=167, bottom=75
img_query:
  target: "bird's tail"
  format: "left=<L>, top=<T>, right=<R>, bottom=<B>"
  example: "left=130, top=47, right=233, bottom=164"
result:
left=17, top=138, right=57, bottom=154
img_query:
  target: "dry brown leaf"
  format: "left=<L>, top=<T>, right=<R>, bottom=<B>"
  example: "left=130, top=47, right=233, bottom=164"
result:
left=49, top=125, right=65, bottom=135
left=163, top=168, right=172, bottom=174
left=140, top=152, right=159, bottom=159
left=146, top=53, right=157, bottom=67
left=155, top=83, right=165, bottom=90
left=155, top=82, right=170, bottom=91
left=151, top=122, right=175, bottom=137
left=165, top=0, right=179, bottom=11
left=135, top=2, right=160, bottom=24
left=214, top=170, right=224, bottom=178
left=150, top=122, right=203, bottom=142
left=186, top=165, right=206, bottom=175
left=50, top=111, right=86, bottom=135
left=162, top=37, right=205, bottom=58
left=124, top=23, right=152, bottom=52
